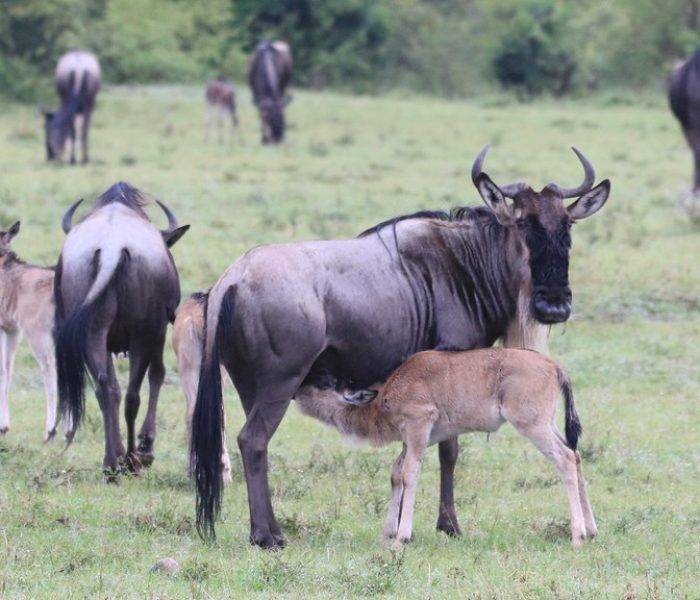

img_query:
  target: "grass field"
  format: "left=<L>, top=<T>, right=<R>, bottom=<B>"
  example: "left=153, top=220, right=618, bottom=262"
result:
left=1, top=84, right=699, bottom=599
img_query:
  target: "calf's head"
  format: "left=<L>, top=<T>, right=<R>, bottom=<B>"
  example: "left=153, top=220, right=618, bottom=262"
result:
left=0, top=221, right=20, bottom=255
left=472, top=146, right=610, bottom=324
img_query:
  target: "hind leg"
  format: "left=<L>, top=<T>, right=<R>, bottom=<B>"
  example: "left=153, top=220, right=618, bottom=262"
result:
left=123, top=342, right=150, bottom=470
left=27, top=331, right=59, bottom=441
left=515, top=423, right=587, bottom=546
left=0, top=330, right=20, bottom=435
left=136, top=329, right=167, bottom=467
left=383, top=444, right=406, bottom=541
left=574, top=450, right=597, bottom=538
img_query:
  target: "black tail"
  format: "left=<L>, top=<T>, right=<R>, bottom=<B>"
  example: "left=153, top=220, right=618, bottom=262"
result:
left=55, top=249, right=129, bottom=440
left=558, top=368, right=581, bottom=450
left=191, top=287, right=234, bottom=540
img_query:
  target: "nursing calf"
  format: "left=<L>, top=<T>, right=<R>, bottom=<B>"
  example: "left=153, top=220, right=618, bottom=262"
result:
left=298, top=348, right=597, bottom=547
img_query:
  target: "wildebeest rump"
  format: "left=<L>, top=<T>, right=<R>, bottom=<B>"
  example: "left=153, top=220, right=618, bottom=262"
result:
left=248, top=40, right=292, bottom=144
left=55, top=182, right=189, bottom=476
left=205, top=78, right=239, bottom=142
left=44, top=48, right=101, bottom=164
left=191, top=146, right=610, bottom=547
left=669, top=47, right=700, bottom=190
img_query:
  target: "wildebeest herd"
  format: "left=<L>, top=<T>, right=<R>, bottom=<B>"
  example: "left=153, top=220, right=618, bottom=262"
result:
left=1, top=40, right=698, bottom=553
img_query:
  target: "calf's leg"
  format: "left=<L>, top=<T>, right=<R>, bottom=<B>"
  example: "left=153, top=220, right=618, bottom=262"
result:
left=396, top=423, right=432, bottom=545
left=383, top=445, right=406, bottom=540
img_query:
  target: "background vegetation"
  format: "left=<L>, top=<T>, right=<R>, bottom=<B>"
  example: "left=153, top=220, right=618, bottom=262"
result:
left=0, top=81, right=699, bottom=597
left=2, top=0, right=700, bottom=101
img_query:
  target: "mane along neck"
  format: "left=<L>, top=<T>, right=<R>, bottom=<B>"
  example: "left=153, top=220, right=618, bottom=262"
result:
left=295, top=389, right=398, bottom=446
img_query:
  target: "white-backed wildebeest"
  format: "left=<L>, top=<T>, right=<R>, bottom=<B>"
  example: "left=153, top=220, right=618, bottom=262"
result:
left=43, top=48, right=101, bottom=164
left=55, top=182, right=189, bottom=477
left=0, top=222, right=65, bottom=441
left=205, top=78, right=239, bottom=143
left=334, top=348, right=596, bottom=548
left=248, top=40, right=292, bottom=144
left=172, top=292, right=232, bottom=482
left=191, top=146, right=610, bottom=547
left=669, top=47, right=700, bottom=190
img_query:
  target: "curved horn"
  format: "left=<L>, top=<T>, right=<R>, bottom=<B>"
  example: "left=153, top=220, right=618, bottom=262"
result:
left=156, top=199, right=178, bottom=232
left=61, top=198, right=83, bottom=234
left=471, top=144, right=528, bottom=198
left=549, top=147, right=595, bottom=198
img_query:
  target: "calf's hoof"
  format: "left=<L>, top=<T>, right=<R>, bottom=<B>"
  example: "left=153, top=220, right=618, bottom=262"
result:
left=0, top=426, right=9, bottom=436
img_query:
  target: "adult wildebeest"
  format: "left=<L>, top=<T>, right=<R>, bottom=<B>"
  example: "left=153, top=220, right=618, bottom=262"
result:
left=0, top=222, right=66, bottom=441
left=248, top=40, right=292, bottom=144
left=669, top=48, right=700, bottom=190
left=55, top=182, right=188, bottom=477
left=304, top=347, right=596, bottom=548
left=43, top=48, right=101, bottom=164
left=205, top=78, right=239, bottom=142
left=172, top=292, right=232, bottom=482
left=191, top=146, right=610, bottom=547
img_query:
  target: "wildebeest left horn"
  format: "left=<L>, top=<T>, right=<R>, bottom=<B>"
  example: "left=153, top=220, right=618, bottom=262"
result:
left=156, top=199, right=179, bottom=232
left=548, top=147, right=595, bottom=199
left=471, top=144, right=528, bottom=198
left=62, top=198, right=83, bottom=234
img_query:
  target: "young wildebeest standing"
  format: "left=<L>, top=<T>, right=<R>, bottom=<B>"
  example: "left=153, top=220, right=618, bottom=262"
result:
left=191, top=146, right=610, bottom=547
left=0, top=222, right=67, bottom=441
left=55, top=182, right=189, bottom=477
left=172, top=293, right=232, bottom=482
left=248, top=40, right=292, bottom=144
left=205, top=78, right=239, bottom=143
left=328, top=348, right=597, bottom=548
left=43, top=48, right=101, bottom=164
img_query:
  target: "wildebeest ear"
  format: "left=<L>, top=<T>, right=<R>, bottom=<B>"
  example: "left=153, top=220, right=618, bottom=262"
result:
left=475, top=173, right=511, bottom=223
left=8, top=221, right=20, bottom=238
left=163, top=224, right=190, bottom=247
left=342, top=389, right=378, bottom=406
left=567, top=179, right=610, bottom=221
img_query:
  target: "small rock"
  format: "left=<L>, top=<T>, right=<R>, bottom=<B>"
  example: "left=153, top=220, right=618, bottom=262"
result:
left=150, top=557, right=180, bottom=575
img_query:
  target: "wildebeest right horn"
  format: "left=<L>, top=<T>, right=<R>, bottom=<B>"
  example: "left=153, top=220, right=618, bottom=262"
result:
left=156, top=199, right=179, bottom=232
left=548, top=147, right=595, bottom=198
left=471, top=144, right=528, bottom=198
left=62, top=198, right=83, bottom=234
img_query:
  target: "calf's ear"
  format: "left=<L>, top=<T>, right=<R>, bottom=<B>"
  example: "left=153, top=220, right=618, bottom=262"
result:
left=8, top=221, right=20, bottom=238
left=567, top=179, right=610, bottom=221
left=476, top=173, right=512, bottom=224
left=163, top=224, right=190, bottom=247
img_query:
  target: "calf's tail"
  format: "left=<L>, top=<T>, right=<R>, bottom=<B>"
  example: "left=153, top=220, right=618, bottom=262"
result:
left=558, top=367, right=581, bottom=450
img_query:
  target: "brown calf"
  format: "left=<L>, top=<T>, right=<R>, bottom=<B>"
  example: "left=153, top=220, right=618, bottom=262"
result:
left=172, top=293, right=232, bottom=482
left=297, top=348, right=597, bottom=548
left=205, top=78, right=238, bottom=143
left=0, top=222, right=66, bottom=440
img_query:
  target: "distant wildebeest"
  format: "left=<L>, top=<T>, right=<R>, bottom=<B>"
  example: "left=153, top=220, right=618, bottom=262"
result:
left=326, top=348, right=597, bottom=548
left=55, top=182, right=189, bottom=477
left=248, top=40, right=293, bottom=144
left=0, top=222, right=66, bottom=441
left=669, top=48, right=700, bottom=190
left=172, top=292, right=232, bottom=482
left=205, top=78, right=239, bottom=143
left=191, top=145, right=610, bottom=547
left=43, top=48, right=101, bottom=164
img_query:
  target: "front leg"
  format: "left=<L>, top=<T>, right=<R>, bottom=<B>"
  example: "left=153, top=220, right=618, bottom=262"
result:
left=436, top=437, right=462, bottom=536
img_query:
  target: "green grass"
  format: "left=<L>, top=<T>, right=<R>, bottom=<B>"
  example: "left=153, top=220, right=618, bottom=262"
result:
left=1, top=84, right=700, bottom=598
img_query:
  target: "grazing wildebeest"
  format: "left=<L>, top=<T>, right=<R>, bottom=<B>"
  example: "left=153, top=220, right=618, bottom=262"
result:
left=43, top=48, right=101, bottom=164
left=205, top=78, right=239, bottom=142
left=248, top=40, right=292, bottom=144
left=172, top=292, right=232, bottom=482
left=0, top=222, right=66, bottom=441
left=669, top=48, right=700, bottom=190
left=330, top=348, right=597, bottom=548
left=191, top=146, right=610, bottom=546
left=55, top=182, right=189, bottom=477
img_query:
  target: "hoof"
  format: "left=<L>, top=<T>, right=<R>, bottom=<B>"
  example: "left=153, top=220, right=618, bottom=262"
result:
left=250, top=530, right=286, bottom=550
left=436, top=516, right=462, bottom=537
left=0, top=426, right=8, bottom=436
left=64, top=429, right=76, bottom=444
left=45, top=429, right=57, bottom=443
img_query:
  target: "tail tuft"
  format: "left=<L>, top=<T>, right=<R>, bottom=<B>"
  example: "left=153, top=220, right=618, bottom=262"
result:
left=558, top=368, right=581, bottom=450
